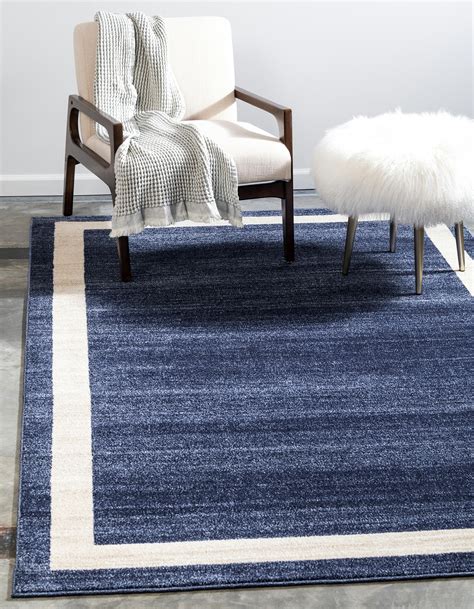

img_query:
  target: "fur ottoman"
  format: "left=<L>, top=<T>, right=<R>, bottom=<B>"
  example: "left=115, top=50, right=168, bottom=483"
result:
left=312, top=111, right=473, bottom=294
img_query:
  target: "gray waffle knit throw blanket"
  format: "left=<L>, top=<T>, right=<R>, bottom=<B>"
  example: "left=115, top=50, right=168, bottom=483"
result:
left=94, top=11, right=242, bottom=237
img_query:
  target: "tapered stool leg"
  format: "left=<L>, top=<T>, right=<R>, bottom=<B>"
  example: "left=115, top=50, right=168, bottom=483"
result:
left=389, top=219, right=397, bottom=253
left=342, top=216, right=358, bottom=275
left=414, top=226, right=424, bottom=295
left=454, top=222, right=465, bottom=272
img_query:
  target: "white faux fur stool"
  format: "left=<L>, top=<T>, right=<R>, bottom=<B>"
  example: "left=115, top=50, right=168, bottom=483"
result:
left=312, top=111, right=474, bottom=294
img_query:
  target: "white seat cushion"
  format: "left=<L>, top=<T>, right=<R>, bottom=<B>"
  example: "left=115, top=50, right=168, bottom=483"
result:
left=312, top=111, right=474, bottom=226
left=86, top=120, right=291, bottom=185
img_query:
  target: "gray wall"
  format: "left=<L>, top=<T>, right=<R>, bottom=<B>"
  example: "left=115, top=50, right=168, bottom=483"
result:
left=0, top=1, right=472, bottom=194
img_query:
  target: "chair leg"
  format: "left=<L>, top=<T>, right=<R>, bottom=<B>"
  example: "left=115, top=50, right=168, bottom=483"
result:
left=342, top=216, right=358, bottom=275
left=389, top=218, right=397, bottom=253
left=116, top=236, right=132, bottom=282
left=110, top=187, right=132, bottom=282
left=281, top=181, right=295, bottom=262
left=63, top=155, right=77, bottom=216
left=414, top=226, right=424, bottom=295
left=454, top=222, right=465, bottom=272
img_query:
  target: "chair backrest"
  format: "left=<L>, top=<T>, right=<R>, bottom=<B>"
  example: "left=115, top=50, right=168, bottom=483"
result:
left=74, top=17, right=237, bottom=141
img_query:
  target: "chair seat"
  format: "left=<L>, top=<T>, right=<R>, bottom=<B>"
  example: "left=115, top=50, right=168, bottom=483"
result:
left=85, top=120, right=291, bottom=185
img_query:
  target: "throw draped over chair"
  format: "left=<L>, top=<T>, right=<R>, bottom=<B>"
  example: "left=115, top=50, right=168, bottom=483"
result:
left=63, top=17, right=294, bottom=281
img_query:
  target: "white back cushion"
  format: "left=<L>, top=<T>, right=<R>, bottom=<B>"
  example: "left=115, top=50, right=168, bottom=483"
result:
left=74, top=17, right=237, bottom=140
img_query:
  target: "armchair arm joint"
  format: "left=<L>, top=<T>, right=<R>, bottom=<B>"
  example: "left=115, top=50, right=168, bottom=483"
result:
left=67, top=95, right=123, bottom=155
left=234, top=87, right=292, bottom=153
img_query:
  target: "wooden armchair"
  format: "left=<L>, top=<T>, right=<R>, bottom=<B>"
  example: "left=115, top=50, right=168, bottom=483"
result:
left=64, top=17, right=294, bottom=281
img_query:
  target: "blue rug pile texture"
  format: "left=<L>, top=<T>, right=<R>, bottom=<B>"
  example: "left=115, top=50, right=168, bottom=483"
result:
left=14, top=212, right=473, bottom=596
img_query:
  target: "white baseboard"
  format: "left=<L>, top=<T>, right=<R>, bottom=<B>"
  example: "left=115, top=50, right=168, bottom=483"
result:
left=0, top=171, right=110, bottom=197
left=293, top=168, right=313, bottom=190
left=0, top=168, right=313, bottom=197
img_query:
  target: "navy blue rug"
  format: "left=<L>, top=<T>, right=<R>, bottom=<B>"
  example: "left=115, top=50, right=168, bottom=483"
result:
left=14, top=211, right=473, bottom=596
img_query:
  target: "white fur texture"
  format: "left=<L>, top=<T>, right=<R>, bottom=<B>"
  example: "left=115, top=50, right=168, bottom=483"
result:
left=312, top=111, right=474, bottom=226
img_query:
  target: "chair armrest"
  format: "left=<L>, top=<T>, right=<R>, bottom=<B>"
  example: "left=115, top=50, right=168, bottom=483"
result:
left=234, top=87, right=290, bottom=114
left=67, top=95, right=123, bottom=155
left=234, top=87, right=292, bottom=153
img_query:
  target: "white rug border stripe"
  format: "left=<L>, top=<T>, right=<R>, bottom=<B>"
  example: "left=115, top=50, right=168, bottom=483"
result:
left=426, top=225, right=473, bottom=296
left=50, top=218, right=473, bottom=571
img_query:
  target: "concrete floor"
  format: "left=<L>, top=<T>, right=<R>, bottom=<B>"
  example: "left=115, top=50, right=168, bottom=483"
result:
left=0, top=194, right=472, bottom=608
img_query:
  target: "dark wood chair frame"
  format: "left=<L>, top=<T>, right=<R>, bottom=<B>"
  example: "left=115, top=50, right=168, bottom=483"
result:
left=63, top=87, right=294, bottom=281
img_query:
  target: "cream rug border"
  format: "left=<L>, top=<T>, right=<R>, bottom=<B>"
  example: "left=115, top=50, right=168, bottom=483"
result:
left=50, top=215, right=473, bottom=570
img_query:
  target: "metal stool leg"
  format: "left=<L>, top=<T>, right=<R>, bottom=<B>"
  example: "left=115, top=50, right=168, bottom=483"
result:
left=389, top=219, right=397, bottom=253
left=414, top=226, right=424, bottom=295
left=454, top=222, right=465, bottom=272
left=342, top=216, right=358, bottom=275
